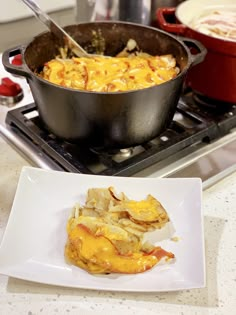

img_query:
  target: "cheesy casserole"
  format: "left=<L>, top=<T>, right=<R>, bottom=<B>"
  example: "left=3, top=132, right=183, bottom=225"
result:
left=65, top=187, right=175, bottom=274
left=41, top=54, right=179, bottom=92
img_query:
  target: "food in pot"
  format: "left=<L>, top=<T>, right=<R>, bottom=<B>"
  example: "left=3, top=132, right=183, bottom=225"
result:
left=41, top=53, right=180, bottom=92
left=65, top=187, right=175, bottom=274
left=192, top=10, right=236, bottom=42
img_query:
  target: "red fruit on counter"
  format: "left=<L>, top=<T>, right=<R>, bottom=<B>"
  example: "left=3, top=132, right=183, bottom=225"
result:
left=0, top=77, right=22, bottom=97
left=11, top=54, right=23, bottom=66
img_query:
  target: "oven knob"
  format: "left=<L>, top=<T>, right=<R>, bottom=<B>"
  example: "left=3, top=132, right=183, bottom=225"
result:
left=0, top=77, right=24, bottom=106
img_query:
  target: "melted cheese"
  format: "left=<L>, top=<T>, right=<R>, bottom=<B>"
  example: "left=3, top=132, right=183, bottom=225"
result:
left=41, top=54, right=179, bottom=92
left=109, top=194, right=169, bottom=226
left=123, top=195, right=166, bottom=222
left=65, top=223, right=174, bottom=274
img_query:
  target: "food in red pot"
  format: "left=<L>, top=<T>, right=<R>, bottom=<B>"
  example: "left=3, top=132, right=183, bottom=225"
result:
left=192, top=10, right=236, bottom=42
left=157, top=0, right=236, bottom=104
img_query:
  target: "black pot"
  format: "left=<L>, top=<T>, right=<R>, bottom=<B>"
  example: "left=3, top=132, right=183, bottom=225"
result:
left=2, top=21, right=206, bottom=149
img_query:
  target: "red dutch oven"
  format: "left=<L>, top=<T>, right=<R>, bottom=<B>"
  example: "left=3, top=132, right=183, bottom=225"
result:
left=157, top=0, right=236, bottom=103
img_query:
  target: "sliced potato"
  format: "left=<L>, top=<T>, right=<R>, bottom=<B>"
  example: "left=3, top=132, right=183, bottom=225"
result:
left=109, top=194, right=168, bottom=224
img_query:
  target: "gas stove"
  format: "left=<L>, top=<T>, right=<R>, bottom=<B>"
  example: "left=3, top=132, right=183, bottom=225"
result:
left=1, top=55, right=236, bottom=189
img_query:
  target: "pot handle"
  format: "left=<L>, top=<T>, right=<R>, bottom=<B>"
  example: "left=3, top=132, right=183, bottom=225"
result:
left=156, top=7, right=186, bottom=34
left=181, top=37, right=207, bottom=67
left=2, top=46, right=31, bottom=78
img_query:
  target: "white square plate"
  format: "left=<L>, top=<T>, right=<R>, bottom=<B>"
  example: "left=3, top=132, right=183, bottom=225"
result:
left=0, top=166, right=205, bottom=292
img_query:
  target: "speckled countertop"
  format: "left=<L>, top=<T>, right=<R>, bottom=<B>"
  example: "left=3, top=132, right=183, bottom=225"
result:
left=0, top=135, right=236, bottom=315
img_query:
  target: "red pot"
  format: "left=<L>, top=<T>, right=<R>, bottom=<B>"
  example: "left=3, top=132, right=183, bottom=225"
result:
left=157, top=0, right=236, bottom=103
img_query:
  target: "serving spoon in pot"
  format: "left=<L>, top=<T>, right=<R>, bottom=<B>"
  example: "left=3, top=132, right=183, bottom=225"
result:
left=20, top=0, right=98, bottom=58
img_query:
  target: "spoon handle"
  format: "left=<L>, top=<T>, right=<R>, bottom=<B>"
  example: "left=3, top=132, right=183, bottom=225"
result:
left=21, top=0, right=89, bottom=57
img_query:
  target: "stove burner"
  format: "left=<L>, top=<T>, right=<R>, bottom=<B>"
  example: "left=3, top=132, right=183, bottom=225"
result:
left=193, top=91, right=235, bottom=111
left=5, top=92, right=236, bottom=176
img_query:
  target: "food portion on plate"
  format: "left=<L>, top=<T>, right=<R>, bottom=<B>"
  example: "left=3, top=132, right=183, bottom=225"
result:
left=40, top=39, right=180, bottom=92
left=192, top=10, right=236, bottom=42
left=65, top=186, right=175, bottom=274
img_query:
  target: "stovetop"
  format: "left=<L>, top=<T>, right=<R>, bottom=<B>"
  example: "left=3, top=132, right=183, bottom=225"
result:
left=3, top=90, right=236, bottom=181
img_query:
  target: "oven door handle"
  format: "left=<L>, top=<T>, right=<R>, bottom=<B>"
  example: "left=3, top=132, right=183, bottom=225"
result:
left=2, top=46, right=31, bottom=79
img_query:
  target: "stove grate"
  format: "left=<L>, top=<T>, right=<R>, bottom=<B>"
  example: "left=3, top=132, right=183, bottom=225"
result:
left=5, top=94, right=236, bottom=176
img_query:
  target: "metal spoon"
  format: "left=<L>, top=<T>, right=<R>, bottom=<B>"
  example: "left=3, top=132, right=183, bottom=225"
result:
left=21, top=0, right=92, bottom=58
